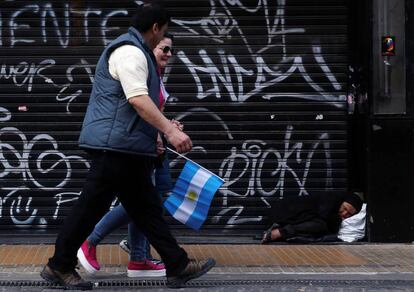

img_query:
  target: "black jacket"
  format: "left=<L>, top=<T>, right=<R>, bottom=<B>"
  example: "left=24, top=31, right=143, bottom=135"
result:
left=267, top=193, right=346, bottom=238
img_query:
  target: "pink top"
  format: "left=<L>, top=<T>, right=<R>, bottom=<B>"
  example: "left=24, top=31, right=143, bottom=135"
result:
left=157, top=67, right=169, bottom=109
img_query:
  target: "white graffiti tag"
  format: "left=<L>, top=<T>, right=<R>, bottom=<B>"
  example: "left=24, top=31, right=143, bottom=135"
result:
left=4, top=2, right=128, bottom=47
left=0, top=127, right=89, bottom=189
left=0, top=187, right=39, bottom=227
left=0, top=107, right=90, bottom=227
left=171, top=0, right=344, bottom=102
left=213, top=126, right=332, bottom=227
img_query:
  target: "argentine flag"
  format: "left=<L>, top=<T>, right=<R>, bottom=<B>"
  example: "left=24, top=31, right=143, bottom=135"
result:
left=164, top=160, right=224, bottom=230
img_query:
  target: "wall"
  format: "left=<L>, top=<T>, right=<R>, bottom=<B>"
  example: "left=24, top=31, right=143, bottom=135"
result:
left=0, top=0, right=349, bottom=237
left=366, top=0, right=414, bottom=242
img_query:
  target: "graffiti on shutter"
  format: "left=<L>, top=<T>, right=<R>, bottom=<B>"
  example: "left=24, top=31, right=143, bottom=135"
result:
left=0, top=0, right=348, bottom=233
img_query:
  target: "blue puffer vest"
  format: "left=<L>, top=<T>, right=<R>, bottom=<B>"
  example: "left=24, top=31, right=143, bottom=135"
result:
left=79, top=27, right=160, bottom=157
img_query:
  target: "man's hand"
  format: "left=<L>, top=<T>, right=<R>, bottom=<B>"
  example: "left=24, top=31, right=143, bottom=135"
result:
left=165, top=126, right=192, bottom=153
left=170, top=119, right=184, bottom=131
left=128, top=95, right=192, bottom=153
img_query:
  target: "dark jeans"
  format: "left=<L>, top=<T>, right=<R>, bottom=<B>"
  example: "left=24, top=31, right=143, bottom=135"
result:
left=87, top=204, right=152, bottom=261
left=47, top=150, right=188, bottom=276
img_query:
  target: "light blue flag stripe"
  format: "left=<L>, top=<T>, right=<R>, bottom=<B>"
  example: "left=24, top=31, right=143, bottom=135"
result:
left=186, top=174, right=223, bottom=229
left=164, top=162, right=198, bottom=212
left=164, top=160, right=224, bottom=230
left=171, top=163, right=211, bottom=225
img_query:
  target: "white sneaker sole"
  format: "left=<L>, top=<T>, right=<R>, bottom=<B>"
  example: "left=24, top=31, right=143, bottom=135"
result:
left=127, top=269, right=166, bottom=277
left=77, top=248, right=99, bottom=274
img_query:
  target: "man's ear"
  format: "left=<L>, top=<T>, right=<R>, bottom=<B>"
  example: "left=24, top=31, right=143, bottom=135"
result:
left=152, top=23, right=160, bottom=34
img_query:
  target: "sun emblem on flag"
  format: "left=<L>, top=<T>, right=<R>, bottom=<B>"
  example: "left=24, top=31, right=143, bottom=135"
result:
left=187, top=190, right=198, bottom=201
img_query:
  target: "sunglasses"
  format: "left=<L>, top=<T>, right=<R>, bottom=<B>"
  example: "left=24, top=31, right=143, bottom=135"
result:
left=159, top=46, right=174, bottom=54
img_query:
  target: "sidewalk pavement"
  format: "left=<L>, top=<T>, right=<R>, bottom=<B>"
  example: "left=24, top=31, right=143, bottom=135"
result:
left=0, top=243, right=413, bottom=290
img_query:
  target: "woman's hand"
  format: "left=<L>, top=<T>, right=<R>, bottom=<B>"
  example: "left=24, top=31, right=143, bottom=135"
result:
left=156, top=134, right=166, bottom=155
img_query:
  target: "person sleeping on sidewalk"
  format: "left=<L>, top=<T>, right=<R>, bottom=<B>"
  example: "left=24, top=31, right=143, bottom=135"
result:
left=261, top=192, right=363, bottom=244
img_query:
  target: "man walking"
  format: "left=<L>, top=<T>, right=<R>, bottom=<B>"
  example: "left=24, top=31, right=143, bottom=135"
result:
left=40, top=3, right=215, bottom=290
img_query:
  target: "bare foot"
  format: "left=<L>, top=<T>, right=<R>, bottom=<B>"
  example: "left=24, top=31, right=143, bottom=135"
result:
left=270, top=228, right=282, bottom=241
left=262, top=228, right=282, bottom=243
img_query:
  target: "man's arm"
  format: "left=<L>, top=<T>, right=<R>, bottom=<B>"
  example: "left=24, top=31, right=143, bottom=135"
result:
left=128, top=95, right=192, bottom=153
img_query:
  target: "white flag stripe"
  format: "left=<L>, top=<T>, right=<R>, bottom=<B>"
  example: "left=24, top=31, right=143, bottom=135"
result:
left=172, top=167, right=211, bottom=224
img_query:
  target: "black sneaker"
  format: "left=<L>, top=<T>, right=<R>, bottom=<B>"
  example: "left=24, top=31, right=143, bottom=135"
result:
left=167, top=258, right=215, bottom=288
left=40, top=264, right=93, bottom=290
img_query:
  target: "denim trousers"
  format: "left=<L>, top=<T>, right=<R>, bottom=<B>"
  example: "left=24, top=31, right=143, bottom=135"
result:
left=88, top=204, right=151, bottom=261
left=47, top=150, right=187, bottom=276
left=87, top=157, right=173, bottom=261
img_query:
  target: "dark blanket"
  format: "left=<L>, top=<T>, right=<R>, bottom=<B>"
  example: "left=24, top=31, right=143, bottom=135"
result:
left=268, top=196, right=319, bottom=226
left=267, top=194, right=346, bottom=239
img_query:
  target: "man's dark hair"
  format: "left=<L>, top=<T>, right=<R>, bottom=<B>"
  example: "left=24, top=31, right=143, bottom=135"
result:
left=343, top=193, right=363, bottom=213
left=164, top=32, right=174, bottom=41
left=131, top=2, right=170, bottom=33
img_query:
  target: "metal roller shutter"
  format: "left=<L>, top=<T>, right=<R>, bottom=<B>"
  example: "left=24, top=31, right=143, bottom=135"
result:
left=0, top=0, right=349, bottom=239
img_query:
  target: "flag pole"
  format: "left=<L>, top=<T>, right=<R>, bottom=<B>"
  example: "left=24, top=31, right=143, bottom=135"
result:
left=166, top=147, right=224, bottom=181
left=166, top=147, right=190, bottom=161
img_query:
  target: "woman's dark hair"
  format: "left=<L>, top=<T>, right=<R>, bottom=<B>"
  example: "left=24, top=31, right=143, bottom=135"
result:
left=163, top=32, right=174, bottom=41
left=131, top=2, right=170, bottom=33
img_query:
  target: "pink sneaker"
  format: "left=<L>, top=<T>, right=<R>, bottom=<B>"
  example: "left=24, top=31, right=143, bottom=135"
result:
left=77, top=240, right=100, bottom=274
left=127, top=259, right=166, bottom=277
